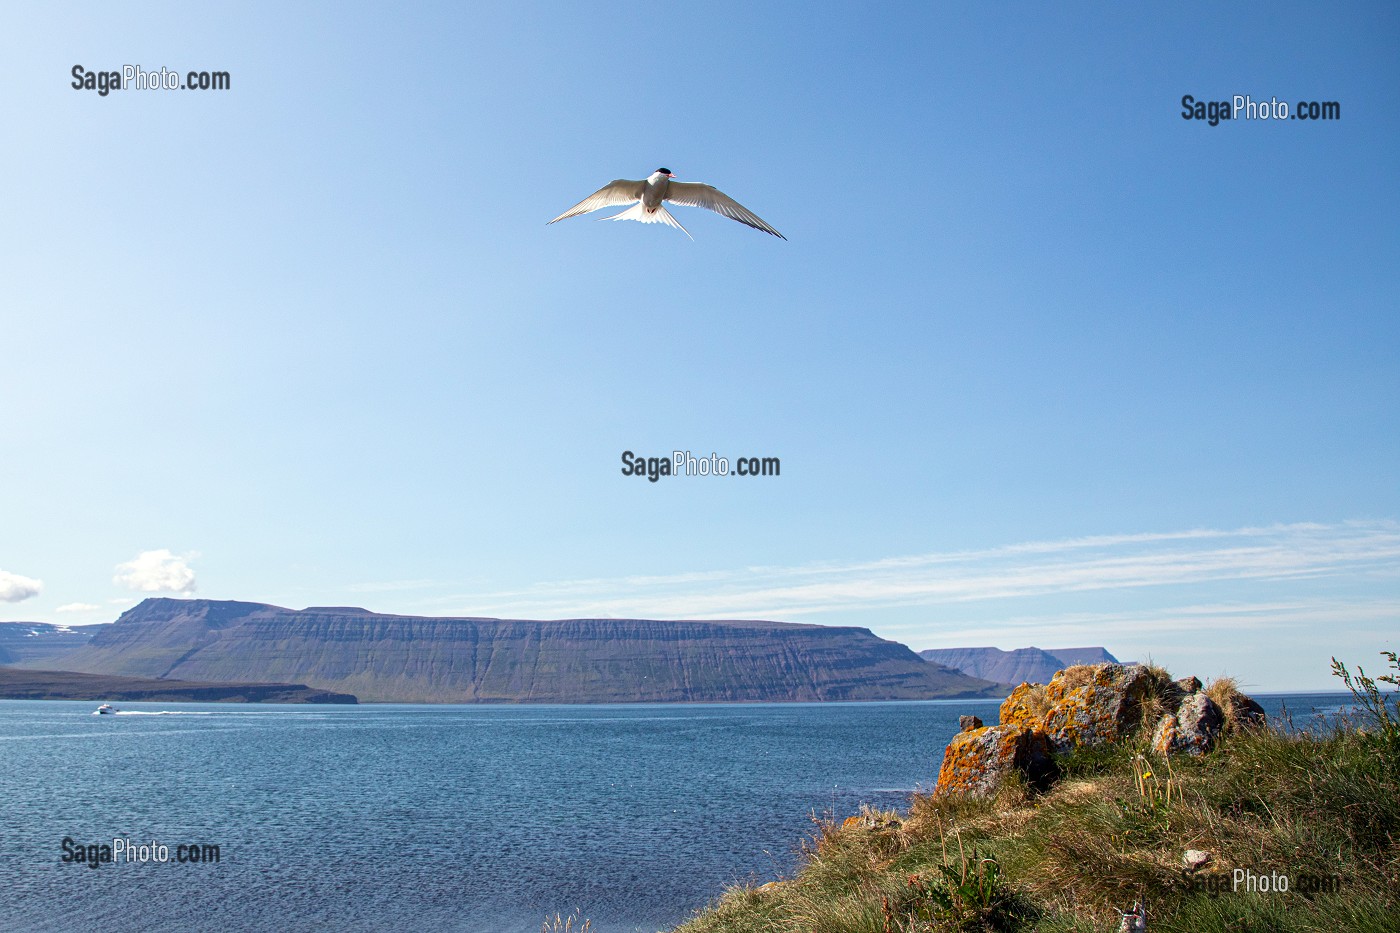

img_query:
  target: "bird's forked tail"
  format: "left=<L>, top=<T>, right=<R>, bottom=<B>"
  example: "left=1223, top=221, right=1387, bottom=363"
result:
left=603, top=202, right=693, bottom=240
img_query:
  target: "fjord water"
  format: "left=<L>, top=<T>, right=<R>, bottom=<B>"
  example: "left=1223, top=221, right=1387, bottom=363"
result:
left=0, top=694, right=1351, bottom=932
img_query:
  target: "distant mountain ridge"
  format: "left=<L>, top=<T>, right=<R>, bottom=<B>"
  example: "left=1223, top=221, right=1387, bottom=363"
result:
left=46, top=598, right=1004, bottom=703
left=0, top=666, right=356, bottom=703
left=919, top=646, right=1120, bottom=686
left=0, top=621, right=92, bottom=665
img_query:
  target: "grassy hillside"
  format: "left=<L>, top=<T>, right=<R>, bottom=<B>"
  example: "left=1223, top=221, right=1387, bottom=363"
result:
left=671, top=654, right=1399, bottom=933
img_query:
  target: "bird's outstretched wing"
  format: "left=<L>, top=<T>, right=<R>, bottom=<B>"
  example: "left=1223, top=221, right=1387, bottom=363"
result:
left=548, top=179, right=647, bottom=224
left=664, top=182, right=785, bottom=239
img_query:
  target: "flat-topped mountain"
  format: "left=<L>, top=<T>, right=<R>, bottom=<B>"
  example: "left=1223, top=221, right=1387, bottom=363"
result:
left=919, top=646, right=1119, bottom=687
left=53, top=598, right=1003, bottom=703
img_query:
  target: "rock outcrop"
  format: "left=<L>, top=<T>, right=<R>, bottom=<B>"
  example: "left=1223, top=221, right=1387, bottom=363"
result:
left=1223, top=692, right=1268, bottom=729
left=999, top=663, right=1157, bottom=754
left=1039, top=663, right=1158, bottom=754
left=935, top=724, right=1053, bottom=797
left=935, top=662, right=1265, bottom=797
left=50, top=598, right=1004, bottom=704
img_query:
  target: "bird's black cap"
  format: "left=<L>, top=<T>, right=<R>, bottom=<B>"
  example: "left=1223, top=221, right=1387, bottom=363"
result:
left=656, top=167, right=671, bottom=175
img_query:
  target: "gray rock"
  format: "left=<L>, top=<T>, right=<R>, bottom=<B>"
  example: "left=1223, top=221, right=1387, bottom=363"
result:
left=1150, top=713, right=1179, bottom=755
left=1153, top=692, right=1224, bottom=755
left=959, top=714, right=984, bottom=731
left=1227, top=694, right=1267, bottom=729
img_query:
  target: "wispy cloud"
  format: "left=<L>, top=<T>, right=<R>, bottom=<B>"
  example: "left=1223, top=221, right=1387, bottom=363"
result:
left=55, top=602, right=101, bottom=613
left=892, top=597, right=1400, bottom=647
left=113, top=549, right=198, bottom=594
left=0, top=570, right=43, bottom=603
left=422, top=520, right=1400, bottom=621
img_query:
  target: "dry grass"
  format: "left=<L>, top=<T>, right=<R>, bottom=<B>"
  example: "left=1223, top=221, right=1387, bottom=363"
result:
left=1140, top=658, right=1171, bottom=683
left=1202, top=676, right=1246, bottom=729
left=1052, top=665, right=1097, bottom=690
left=672, top=655, right=1400, bottom=933
left=674, top=713, right=1400, bottom=933
left=1202, top=676, right=1240, bottom=709
left=542, top=909, right=592, bottom=933
left=1013, top=683, right=1051, bottom=721
left=1136, top=693, right=1169, bottom=735
left=1135, top=662, right=1184, bottom=732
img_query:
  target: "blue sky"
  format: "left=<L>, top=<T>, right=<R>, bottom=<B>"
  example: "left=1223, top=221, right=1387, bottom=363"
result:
left=1, top=2, right=1396, bottom=689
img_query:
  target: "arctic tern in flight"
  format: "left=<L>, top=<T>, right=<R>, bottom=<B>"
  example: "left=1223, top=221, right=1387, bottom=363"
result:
left=548, top=169, right=784, bottom=240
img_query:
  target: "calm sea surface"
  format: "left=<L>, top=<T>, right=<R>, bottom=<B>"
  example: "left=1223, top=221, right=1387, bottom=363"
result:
left=0, top=693, right=1355, bottom=932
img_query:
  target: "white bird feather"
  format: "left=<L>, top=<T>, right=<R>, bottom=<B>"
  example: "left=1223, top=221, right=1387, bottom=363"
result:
left=548, top=169, right=784, bottom=239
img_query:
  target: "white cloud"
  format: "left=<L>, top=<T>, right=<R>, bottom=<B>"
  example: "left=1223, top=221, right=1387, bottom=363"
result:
left=56, top=602, right=101, bottom=613
left=113, top=550, right=197, bottom=594
left=0, top=570, right=43, bottom=603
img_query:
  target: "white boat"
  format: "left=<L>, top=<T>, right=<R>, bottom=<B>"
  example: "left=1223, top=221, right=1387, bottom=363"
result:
left=93, top=704, right=118, bottom=715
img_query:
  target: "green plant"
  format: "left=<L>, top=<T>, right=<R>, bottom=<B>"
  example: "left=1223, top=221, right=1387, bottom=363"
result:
left=1053, top=741, right=1135, bottom=779
left=881, top=817, right=1029, bottom=931
left=1330, top=650, right=1400, bottom=761
left=888, top=854, right=1010, bottom=932
left=913, top=855, right=1002, bottom=921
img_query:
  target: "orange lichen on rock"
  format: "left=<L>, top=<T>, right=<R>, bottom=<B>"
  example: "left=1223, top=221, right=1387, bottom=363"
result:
left=937, top=662, right=1267, bottom=800
left=999, top=682, right=1047, bottom=730
left=934, top=724, right=1051, bottom=798
left=1039, top=663, right=1155, bottom=754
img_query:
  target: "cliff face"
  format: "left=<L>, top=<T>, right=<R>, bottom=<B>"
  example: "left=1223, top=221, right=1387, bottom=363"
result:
left=59, top=599, right=1001, bottom=703
left=919, top=646, right=1119, bottom=686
